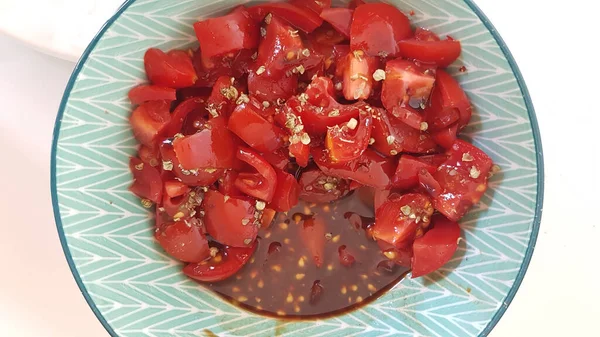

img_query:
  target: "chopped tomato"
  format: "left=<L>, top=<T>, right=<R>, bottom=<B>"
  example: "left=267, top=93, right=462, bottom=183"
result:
left=350, top=3, right=412, bottom=57
left=418, top=168, right=442, bottom=197
left=164, top=180, right=190, bottom=198
left=289, top=141, right=310, bottom=167
left=325, top=110, right=372, bottom=162
left=228, top=103, right=287, bottom=152
left=390, top=106, right=425, bottom=131
left=270, top=168, right=301, bottom=212
left=338, top=245, right=356, bottom=267
left=341, top=50, right=379, bottom=100
left=192, top=48, right=235, bottom=88
left=218, top=170, right=244, bottom=198
left=203, top=189, right=258, bottom=247
left=129, top=157, right=163, bottom=203
left=392, top=155, right=437, bottom=189
left=427, top=70, right=472, bottom=129
left=298, top=214, right=326, bottom=267
left=183, top=243, right=257, bottom=282
left=299, top=167, right=350, bottom=203
left=377, top=240, right=413, bottom=267
left=193, top=7, right=259, bottom=60
left=138, top=144, right=160, bottom=168
left=291, top=0, right=331, bottom=14
left=371, top=107, right=438, bottom=155
left=144, top=48, right=197, bottom=88
left=348, top=0, right=366, bottom=10
left=206, top=76, right=244, bottom=120
left=260, top=208, right=277, bottom=228
left=260, top=148, right=291, bottom=170
left=312, top=147, right=394, bottom=189
left=373, top=193, right=434, bottom=247
left=414, top=27, right=440, bottom=42
left=129, top=100, right=171, bottom=147
left=155, top=218, right=210, bottom=263
left=162, top=188, right=195, bottom=218
left=165, top=97, right=207, bottom=136
left=398, top=39, right=461, bottom=68
left=173, top=117, right=239, bottom=170
left=320, top=8, right=353, bottom=38
left=411, top=214, right=460, bottom=277
left=381, top=59, right=435, bottom=112
left=247, top=68, right=298, bottom=102
left=433, top=140, right=492, bottom=221
left=431, top=123, right=459, bottom=149
left=160, top=140, right=224, bottom=187
left=235, top=147, right=278, bottom=202
left=248, top=3, right=322, bottom=33
left=128, top=85, right=176, bottom=105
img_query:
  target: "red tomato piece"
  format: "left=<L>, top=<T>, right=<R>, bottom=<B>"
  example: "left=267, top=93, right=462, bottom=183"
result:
left=206, top=76, right=244, bottom=120
left=341, top=50, right=379, bottom=100
left=431, top=123, right=459, bottom=149
left=320, top=8, right=353, bottom=38
left=428, top=70, right=472, bottom=129
left=390, top=106, right=425, bottom=131
left=155, top=218, right=210, bottom=263
left=270, top=168, right=301, bottom=212
left=128, top=85, right=176, bottom=105
left=348, top=0, right=366, bottom=10
left=325, top=110, right=372, bottom=162
left=159, top=141, right=224, bottom=187
left=381, top=59, right=435, bottom=112
left=411, top=214, right=460, bottom=278
left=338, top=245, right=356, bottom=267
left=203, top=189, right=258, bottom=247
left=248, top=3, right=322, bottom=33
left=373, top=193, right=434, bottom=247
left=312, top=147, right=394, bottom=189
left=138, top=144, right=160, bottom=168
left=162, top=189, right=194, bottom=218
left=298, top=214, right=327, bottom=267
left=414, top=27, right=441, bottom=42
left=144, top=48, right=197, bottom=88
left=165, top=97, right=207, bottom=137
left=371, top=107, right=438, bottom=155
left=234, top=147, right=278, bottom=202
left=247, top=68, right=298, bottom=102
left=257, top=16, right=307, bottom=74
left=173, top=117, right=239, bottom=170
left=193, top=8, right=259, bottom=60
left=192, top=48, right=234, bottom=88
left=177, top=86, right=211, bottom=101
left=260, top=148, right=291, bottom=171
left=289, top=141, right=310, bottom=167
left=129, top=157, right=163, bottom=203
left=291, top=0, right=331, bottom=14
left=129, top=100, right=171, bottom=147
left=298, top=167, right=350, bottom=203
left=377, top=240, right=413, bottom=267
left=392, top=155, right=437, bottom=189
left=183, top=243, right=257, bottom=282
left=164, top=180, right=190, bottom=198
left=260, top=208, right=277, bottom=229
left=350, top=3, right=412, bottom=57
left=398, top=39, right=461, bottom=68
left=228, top=103, right=286, bottom=153
left=218, top=170, right=244, bottom=198
left=418, top=168, right=443, bottom=197
left=433, top=140, right=493, bottom=221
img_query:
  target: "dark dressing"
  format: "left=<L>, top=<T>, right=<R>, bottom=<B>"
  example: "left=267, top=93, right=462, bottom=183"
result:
left=205, top=192, right=408, bottom=318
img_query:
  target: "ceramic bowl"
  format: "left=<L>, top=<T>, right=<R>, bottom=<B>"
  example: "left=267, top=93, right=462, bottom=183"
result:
left=52, top=0, right=544, bottom=336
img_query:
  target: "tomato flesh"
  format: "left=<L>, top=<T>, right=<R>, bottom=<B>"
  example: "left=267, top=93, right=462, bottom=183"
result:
left=325, top=109, right=372, bottom=162
left=183, top=243, right=257, bottom=282
left=381, top=59, right=435, bottom=112
left=298, top=167, right=350, bottom=203
left=411, top=214, right=460, bottom=278
left=129, top=157, right=163, bottom=203
left=128, top=85, right=176, bottom=105
left=398, top=39, right=461, bottom=68
left=129, top=100, right=171, bottom=147
left=228, top=103, right=286, bottom=152
left=144, top=49, right=197, bottom=88
left=392, top=155, right=437, bottom=190
left=156, top=219, right=210, bottom=263
left=203, top=189, right=258, bottom=247
left=235, top=147, right=278, bottom=202
left=373, top=193, right=434, bottom=247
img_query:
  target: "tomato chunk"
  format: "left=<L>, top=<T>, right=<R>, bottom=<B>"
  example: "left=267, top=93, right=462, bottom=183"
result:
left=373, top=193, right=434, bottom=247
left=164, top=180, right=190, bottom=198
left=414, top=27, right=440, bottom=42
left=235, top=147, right=278, bottom=202
left=248, top=3, right=322, bottom=33
left=320, top=8, right=353, bottom=38
left=144, top=48, right=197, bottom=88
left=341, top=50, right=379, bottom=100
left=173, top=117, right=239, bottom=170
left=371, top=107, right=438, bottom=155
left=270, top=168, right=301, bottom=212
left=193, top=8, right=259, bottom=60
left=433, top=140, right=493, bottom=221
left=299, top=167, right=350, bottom=203
left=298, top=214, right=326, bottom=267
left=411, top=214, right=460, bottom=278
left=165, top=97, right=207, bottom=137
left=203, top=189, right=258, bottom=247
left=381, top=59, right=435, bottom=112
left=325, top=109, right=372, bottom=162
left=398, top=39, right=461, bottom=68
left=160, top=141, right=224, bottom=187
left=248, top=68, right=298, bottom=102
left=129, top=157, right=163, bottom=203
left=206, top=76, right=244, bottom=120
left=183, top=243, right=257, bottom=282
left=128, top=85, right=176, bottom=105
left=129, top=100, right=171, bottom=147
left=392, top=155, right=437, bottom=189
left=350, top=3, right=412, bottom=57
left=426, top=70, right=472, bottom=129
left=155, top=218, right=210, bottom=263
left=228, top=103, right=286, bottom=152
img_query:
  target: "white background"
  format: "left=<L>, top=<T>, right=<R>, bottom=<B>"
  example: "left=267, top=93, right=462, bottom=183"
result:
left=1, top=0, right=599, bottom=336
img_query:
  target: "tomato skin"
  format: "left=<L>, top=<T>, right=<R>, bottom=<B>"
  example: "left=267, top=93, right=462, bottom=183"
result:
left=248, top=3, right=322, bottom=33
left=411, top=214, right=460, bottom=278
left=398, top=39, right=461, bottom=68
left=312, top=146, right=394, bottom=189
left=183, top=243, right=257, bottom=282
left=165, top=97, right=207, bottom=137
left=373, top=193, right=434, bottom=248
left=193, top=8, right=259, bottom=60
left=341, top=50, right=379, bottom=100
left=144, top=48, right=197, bottom=88
left=260, top=148, right=291, bottom=171
left=129, top=100, right=171, bottom=147
left=371, top=107, right=438, bottom=155
left=298, top=214, right=327, bottom=267
left=381, top=59, right=435, bottom=112
left=203, top=189, right=258, bottom=247
left=159, top=141, right=224, bottom=187
left=433, top=140, right=493, bottom=221
left=247, top=69, right=298, bottom=103
left=129, top=157, right=163, bottom=203
left=155, top=219, right=210, bottom=263
left=430, top=123, right=458, bottom=149
left=429, top=70, right=472, bottom=129
left=298, top=167, right=350, bottom=203
left=128, top=85, right=176, bottom=105
left=392, top=155, right=437, bottom=189
left=173, top=117, right=239, bottom=170
left=270, top=168, right=301, bottom=212
left=325, top=110, right=372, bottom=162
left=320, top=8, right=353, bottom=38
left=350, top=3, right=412, bottom=57
left=418, top=168, right=442, bottom=197
left=234, top=147, right=278, bottom=202
left=228, top=103, right=286, bottom=153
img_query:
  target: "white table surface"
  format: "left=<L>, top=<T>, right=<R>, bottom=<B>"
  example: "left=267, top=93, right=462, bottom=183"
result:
left=1, top=1, right=598, bottom=336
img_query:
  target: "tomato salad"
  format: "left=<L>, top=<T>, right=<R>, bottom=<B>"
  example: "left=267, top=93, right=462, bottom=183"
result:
left=127, top=0, right=496, bottom=317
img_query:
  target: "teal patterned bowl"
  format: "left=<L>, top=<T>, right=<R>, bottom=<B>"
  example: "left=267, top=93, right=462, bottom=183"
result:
left=51, top=0, right=544, bottom=336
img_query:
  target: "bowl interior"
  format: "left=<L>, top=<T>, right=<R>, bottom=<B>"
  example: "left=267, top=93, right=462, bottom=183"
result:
left=52, top=0, right=543, bottom=336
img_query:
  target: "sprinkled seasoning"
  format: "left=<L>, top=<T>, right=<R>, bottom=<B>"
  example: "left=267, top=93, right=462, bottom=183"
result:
left=256, top=65, right=266, bottom=75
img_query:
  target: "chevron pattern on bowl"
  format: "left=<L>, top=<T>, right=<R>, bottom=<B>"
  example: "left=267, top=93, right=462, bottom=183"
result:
left=51, top=0, right=544, bottom=336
